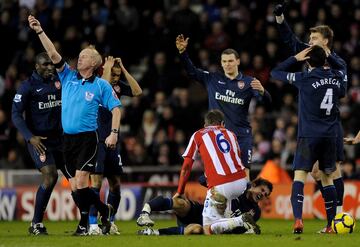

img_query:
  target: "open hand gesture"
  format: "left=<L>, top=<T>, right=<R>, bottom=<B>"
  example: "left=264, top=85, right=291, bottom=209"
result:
left=176, top=34, right=189, bottom=54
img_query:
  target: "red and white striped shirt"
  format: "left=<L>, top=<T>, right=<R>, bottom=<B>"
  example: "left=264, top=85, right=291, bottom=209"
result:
left=182, top=125, right=246, bottom=188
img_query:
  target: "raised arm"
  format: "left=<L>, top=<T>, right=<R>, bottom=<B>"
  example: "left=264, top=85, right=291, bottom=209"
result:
left=176, top=34, right=210, bottom=84
left=101, top=56, right=115, bottom=82
left=117, top=58, right=142, bottom=96
left=273, top=3, right=308, bottom=54
left=28, top=15, right=63, bottom=71
left=271, top=47, right=311, bottom=82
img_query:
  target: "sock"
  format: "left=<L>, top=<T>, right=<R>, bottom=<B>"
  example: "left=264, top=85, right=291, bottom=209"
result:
left=158, top=227, right=184, bottom=235
left=291, top=181, right=304, bottom=220
left=316, top=180, right=323, bottom=197
left=77, top=188, right=92, bottom=228
left=32, top=184, right=53, bottom=224
left=87, top=188, right=108, bottom=217
left=142, top=203, right=151, bottom=214
left=210, top=218, right=239, bottom=234
left=107, top=191, right=121, bottom=222
left=71, top=191, right=79, bottom=208
left=89, top=187, right=100, bottom=225
left=145, top=196, right=173, bottom=213
left=333, top=177, right=344, bottom=207
left=323, top=185, right=337, bottom=227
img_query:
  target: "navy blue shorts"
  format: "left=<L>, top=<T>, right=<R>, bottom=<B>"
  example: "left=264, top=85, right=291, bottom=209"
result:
left=336, top=123, right=344, bottom=162
left=27, top=137, right=70, bottom=179
left=293, top=137, right=337, bottom=174
left=95, top=142, right=123, bottom=177
left=236, top=136, right=253, bottom=169
left=176, top=200, right=203, bottom=227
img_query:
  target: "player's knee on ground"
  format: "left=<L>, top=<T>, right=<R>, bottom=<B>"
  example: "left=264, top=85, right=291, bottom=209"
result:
left=184, top=224, right=203, bottom=235
left=90, top=174, right=103, bottom=188
left=172, top=197, right=190, bottom=217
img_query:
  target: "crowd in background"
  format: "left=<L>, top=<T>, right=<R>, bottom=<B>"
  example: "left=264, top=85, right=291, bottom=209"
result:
left=0, top=0, right=359, bottom=179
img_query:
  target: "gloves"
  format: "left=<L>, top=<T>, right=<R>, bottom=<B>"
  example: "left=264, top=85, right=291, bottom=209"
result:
left=273, top=1, right=287, bottom=16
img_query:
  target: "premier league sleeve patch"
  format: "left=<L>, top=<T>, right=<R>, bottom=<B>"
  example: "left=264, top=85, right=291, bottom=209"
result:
left=13, top=94, right=22, bottom=103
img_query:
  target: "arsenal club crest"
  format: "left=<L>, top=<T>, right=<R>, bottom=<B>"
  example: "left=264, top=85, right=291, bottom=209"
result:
left=237, top=81, right=245, bottom=89
left=39, top=154, right=46, bottom=163
left=113, top=85, right=121, bottom=93
left=55, top=80, right=61, bottom=89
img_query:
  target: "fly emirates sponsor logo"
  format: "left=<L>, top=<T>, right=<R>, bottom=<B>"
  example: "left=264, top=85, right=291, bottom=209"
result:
left=215, top=89, right=244, bottom=105
left=38, top=95, right=61, bottom=109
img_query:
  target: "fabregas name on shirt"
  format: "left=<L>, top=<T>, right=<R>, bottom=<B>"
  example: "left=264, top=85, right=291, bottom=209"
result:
left=215, top=89, right=244, bottom=105
left=312, top=77, right=341, bottom=89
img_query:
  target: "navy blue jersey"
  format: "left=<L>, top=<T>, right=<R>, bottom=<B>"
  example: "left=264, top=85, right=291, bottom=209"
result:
left=180, top=52, right=269, bottom=137
left=97, top=80, right=133, bottom=141
left=271, top=57, right=346, bottom=137
left=12, top=72, right=62, bottom=141
left=230, top=191, right=261, bottom=222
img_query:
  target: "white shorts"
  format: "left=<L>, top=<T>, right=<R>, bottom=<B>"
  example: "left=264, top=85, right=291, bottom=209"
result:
left=202, top=178, right=248, bottom=226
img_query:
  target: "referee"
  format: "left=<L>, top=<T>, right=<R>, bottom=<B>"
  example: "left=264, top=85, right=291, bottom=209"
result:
left=28, top=15, right=121, bottom=236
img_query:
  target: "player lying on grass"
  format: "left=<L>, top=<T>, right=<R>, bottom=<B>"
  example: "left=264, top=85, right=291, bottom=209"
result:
left=136, top=177, right=272, bottom=235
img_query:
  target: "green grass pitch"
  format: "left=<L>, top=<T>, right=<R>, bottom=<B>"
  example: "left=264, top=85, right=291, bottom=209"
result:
left=0, top=219, right=358, bottom=247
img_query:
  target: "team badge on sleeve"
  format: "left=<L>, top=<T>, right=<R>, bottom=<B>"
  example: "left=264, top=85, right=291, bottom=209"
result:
left=13, top=94, right=22, bottom=103
left=112, top=90, right=119, bottom=99
left=237, top=81, right=245, bottom=89
left=113, top=85, right=121, bottom=93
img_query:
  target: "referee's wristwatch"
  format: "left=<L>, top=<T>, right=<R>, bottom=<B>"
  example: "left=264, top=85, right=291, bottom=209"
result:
left=111, top=129, right=119, bottom=134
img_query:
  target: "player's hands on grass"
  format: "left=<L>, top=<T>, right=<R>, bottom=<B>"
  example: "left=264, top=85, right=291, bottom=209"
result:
left=28, top=15, right=42, bottom=33
left=176, top=34, right=189, bottom=54
left=250, top=78, right=264, bottom=95
left=29, top=136, right=47, bottom=155
left=294, top=47, right=312, bottom=61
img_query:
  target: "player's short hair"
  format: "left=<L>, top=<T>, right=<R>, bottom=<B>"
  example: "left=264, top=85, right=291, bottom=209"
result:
left=252, top=178, right=273, bottom=194
left=309, top=25, right=334, bottom=49
left=204, top=109, right=224, bottom=126
left=307, top=45, right=326, bottom=68
left=221, top=48, right=240, bottom=59
left=86, top=45, right=103, bottom=69
left=35, top=52, right=51, bottom=65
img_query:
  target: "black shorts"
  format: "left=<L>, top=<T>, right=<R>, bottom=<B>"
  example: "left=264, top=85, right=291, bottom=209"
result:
left=176, top=200, right=203, bottom=227
left=63, top=131, right=98, bottom=178
left=293, top=137, right=337, bottom=174
left=95, top=142, right=123, bottom=177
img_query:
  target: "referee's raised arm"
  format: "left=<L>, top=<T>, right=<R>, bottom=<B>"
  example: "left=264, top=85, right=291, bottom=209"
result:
left=28, top=15, right=64, bottom=71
